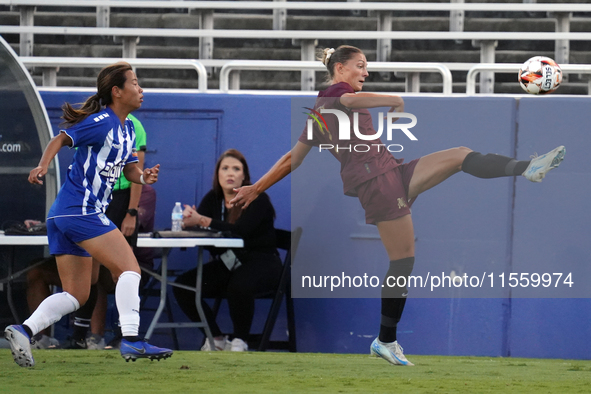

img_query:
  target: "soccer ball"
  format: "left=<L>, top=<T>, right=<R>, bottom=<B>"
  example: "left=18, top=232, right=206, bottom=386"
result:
left=518, top=56, right=562, bottom=95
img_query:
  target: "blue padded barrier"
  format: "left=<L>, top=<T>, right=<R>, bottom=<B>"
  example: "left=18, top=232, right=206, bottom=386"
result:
left=37, top=91, right=590, bottom=359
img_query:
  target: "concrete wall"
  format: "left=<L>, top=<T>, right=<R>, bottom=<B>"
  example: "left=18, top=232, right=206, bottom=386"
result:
left=39, top=91, right=591, bottom=359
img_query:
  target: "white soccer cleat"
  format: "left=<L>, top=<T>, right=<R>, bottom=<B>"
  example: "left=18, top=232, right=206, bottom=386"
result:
left=370, top=337, right=414, bottom=366
left=4, top=325, right=35, bottom=367
left=523, top=145, right=565, bottom=183
left=86, top=334, right=106, bottom=350
left=201, top=335, right=231, bottom=351
left=230, top=338, right=248, bottom=352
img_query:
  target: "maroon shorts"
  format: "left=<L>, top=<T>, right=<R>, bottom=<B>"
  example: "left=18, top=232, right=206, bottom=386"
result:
left=355, top=158, right=420, bottom=225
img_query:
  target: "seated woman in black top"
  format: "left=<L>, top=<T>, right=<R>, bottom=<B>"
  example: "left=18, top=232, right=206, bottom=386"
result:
left=173, top=149, right=282, bottom=352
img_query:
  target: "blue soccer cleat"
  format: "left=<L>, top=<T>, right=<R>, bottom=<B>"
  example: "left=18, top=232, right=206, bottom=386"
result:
left=120, top=339, right=173, bottom=362
left=370, top=337, right=414, bottom=366
left=4, top=325, right=35, bottom=367
left=523, top=145, right=565, bottom=183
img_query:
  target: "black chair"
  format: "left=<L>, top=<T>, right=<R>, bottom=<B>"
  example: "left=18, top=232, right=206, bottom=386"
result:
left=211, top=227, right=302, bottom=352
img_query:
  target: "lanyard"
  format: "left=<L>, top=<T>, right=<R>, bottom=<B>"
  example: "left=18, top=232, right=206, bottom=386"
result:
left=221, top=199, right=225, bottom=222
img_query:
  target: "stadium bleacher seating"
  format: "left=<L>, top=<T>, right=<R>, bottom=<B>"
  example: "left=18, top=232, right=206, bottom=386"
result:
left=0, top=1, right=591, bottom=93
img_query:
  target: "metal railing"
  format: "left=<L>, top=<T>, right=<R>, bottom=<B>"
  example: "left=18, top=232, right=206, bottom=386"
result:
left=2, top=1, right=591, bottom=12
left=219, top=60, right=453, bottom=94
left=466, top=63, right=591, bottom=95
left=2, top=26, right=591, bottom=42
left=18, top=57, right=452, bottom=94
left=18, top=57, right=208, bottom=92
left=5, top=26, right=586, bottom=94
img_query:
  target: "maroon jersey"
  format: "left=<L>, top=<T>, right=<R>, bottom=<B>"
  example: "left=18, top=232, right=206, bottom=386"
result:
left=298, top=82, right=401, bottom=196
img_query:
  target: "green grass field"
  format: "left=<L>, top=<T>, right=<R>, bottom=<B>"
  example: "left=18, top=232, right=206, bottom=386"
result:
left=1, top=349, right=591, bottom=393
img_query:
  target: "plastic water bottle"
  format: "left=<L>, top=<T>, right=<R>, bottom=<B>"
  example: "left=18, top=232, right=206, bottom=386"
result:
left=171, top=202, right=183, bottom=232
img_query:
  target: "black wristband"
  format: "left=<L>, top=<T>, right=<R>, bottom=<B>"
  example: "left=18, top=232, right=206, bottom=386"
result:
left=126, top=208, right=138, bottom=217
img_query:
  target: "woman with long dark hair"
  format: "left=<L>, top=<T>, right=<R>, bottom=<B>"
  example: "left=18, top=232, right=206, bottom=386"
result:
left=5, top=62, right=172, bottom=367
left=174, top=149, right=282, bottom=352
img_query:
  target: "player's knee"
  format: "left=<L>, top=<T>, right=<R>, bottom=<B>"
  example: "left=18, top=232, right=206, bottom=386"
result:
left=387, top=244, right=414, bottom=261
left=397, top=247, right=414, bottom=260
left=452, top=147, right=473, bottom=169
left=111, top=267, right=141, bottom=283
left=454, top=146, right=473, bottom=157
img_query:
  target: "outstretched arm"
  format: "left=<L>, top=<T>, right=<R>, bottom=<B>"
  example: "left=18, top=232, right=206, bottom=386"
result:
left=29, top=132, right=73, bottom=185
left=230, top=141, right=312, bottom=209
left=341, top=92, right=404, bottom=114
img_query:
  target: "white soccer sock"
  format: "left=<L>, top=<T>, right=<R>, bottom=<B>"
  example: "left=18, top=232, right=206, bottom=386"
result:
left=116, top=271, right=141, bottom=337
left=23, top=292, right=80, bottom=336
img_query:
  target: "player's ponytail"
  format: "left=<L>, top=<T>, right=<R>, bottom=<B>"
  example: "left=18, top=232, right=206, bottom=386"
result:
left=61, top=94, right=101, bottom=126
left=317, top=45, right=364, bottom=82
left=61, top=62, right=132, bottom=127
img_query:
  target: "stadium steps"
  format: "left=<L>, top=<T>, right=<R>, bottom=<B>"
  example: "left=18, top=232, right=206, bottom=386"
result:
left=0, top=9, right=590, bottom=93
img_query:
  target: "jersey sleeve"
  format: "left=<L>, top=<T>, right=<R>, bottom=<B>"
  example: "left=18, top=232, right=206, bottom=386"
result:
left=61, top=113, right=111, bottom=149
left=330, top=82, right=356, bottom=100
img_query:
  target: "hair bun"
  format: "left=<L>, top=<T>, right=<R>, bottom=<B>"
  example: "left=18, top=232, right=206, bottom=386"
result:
left=323, top=48, right=336, bottom=66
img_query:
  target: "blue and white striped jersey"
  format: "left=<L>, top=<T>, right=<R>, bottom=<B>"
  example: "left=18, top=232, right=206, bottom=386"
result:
left=48, top=107, right=139, bottom=219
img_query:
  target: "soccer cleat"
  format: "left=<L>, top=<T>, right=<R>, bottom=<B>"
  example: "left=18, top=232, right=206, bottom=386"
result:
left=201, top=335, right=230, bottom=351
left=523, top=145, right=565, bottom=183
left=230, top=338, right=248, bottom=352
left=4, top=325, right=35, bottom=367
left=120, top=339, right=173, bottom=362
left=86, top=334, right=106, bottom=350
left=370, top=338, right=414, bottom=366
left=31, top=334, right=60, bottom=350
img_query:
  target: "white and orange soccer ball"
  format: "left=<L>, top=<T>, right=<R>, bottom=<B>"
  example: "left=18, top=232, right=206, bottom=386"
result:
left=518, top=56, right=562, bottom=95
